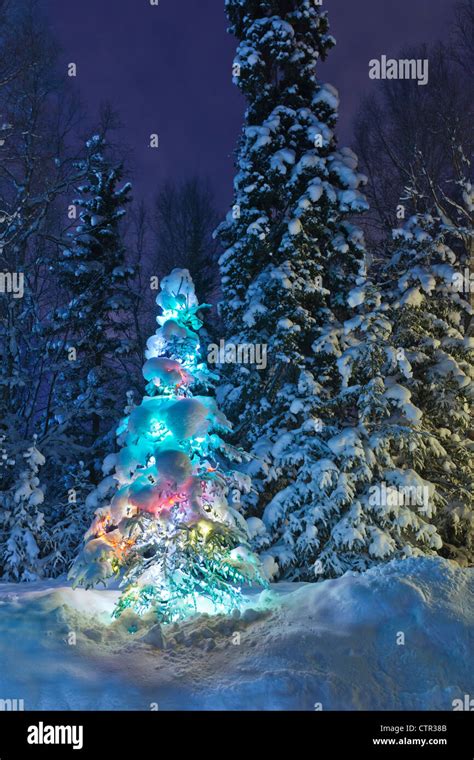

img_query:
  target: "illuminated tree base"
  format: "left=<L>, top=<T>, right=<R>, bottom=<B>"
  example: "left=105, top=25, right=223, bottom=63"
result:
left=113, top=522, right=265, bottom=623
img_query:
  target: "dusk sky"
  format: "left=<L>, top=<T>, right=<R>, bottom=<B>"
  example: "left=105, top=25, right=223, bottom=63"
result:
left=46, top=0, right=458, bottom=211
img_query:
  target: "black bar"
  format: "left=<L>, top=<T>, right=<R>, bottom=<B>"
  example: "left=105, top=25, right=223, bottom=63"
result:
left=0, top=711, right=471, bottom=758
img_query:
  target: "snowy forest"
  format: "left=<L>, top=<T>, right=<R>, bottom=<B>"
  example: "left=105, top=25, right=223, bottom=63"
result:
left=0, top=0, right=472, bottom=713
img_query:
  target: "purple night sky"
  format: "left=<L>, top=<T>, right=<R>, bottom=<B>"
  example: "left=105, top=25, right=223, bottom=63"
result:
left=46, top=0, right=458, bottom=210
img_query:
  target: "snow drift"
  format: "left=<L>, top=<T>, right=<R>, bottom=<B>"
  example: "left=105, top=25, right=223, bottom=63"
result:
left=0, top=557, right=471, bottom=710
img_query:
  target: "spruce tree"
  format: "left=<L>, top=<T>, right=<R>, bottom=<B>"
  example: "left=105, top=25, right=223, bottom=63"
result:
left=218, top=0, right=366, bottom=447
left=384, top=213, right=474, bottom=563
left=70, top=269, right=265, bottom=621
left=218, top=0, right=444, bottom=578
left=51, top=135, right=135, bottom=458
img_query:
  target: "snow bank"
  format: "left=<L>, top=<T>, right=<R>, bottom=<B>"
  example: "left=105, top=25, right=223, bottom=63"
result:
left=0, top=558, right=471, bottom=710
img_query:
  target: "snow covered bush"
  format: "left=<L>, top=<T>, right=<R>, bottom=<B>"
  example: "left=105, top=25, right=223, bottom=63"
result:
left=48, top=461, right=96, bottom=577
left=0, top=439, right=54, bottom=581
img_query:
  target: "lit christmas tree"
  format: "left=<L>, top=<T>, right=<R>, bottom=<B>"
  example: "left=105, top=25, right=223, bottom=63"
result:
left=70, top=269, right=265, bottom=622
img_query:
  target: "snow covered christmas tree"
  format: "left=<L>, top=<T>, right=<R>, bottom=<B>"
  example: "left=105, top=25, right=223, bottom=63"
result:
left=70, top=269, right=265, bottom=622
left=217, top=0, right=445, bottom=579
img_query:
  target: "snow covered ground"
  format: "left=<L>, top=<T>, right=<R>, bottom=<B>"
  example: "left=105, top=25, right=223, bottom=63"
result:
left=0, top=557, right=472, bottom=711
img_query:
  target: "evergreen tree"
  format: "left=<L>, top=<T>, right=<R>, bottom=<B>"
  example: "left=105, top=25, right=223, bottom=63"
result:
left=70, top=269, right=265, bottom=622
left=218, top=0, right=366, bottom=445
left=218, top=0, right=444, bottom=578
left=250, top=277, right=446, bottom=579
left=383, top=213, right=474, bottom=563
left=51, top=135, right=135, bottom=459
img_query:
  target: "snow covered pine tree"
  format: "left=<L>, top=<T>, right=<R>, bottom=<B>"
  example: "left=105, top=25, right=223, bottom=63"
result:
left=384, top=213, right=474, bottom=563
left=70, top=270, right=265, bottom=622
left=217, top=0, right=444, bottom=579
left=51, top=135, right=135, bottom=461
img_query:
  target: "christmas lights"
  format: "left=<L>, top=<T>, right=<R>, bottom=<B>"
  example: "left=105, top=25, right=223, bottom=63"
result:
left=70, top=269, right=266, bottom=622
